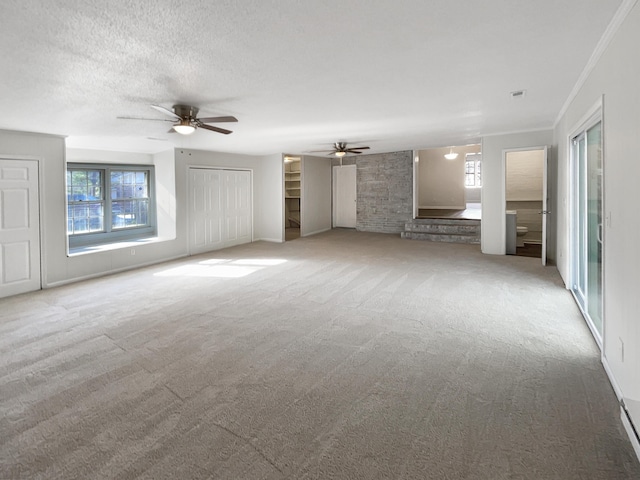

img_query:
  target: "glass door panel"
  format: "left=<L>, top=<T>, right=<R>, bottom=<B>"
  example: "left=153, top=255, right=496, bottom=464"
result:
left=586, top=122, right=603, bottom=334
left=571, top=120, right=603, bottom=342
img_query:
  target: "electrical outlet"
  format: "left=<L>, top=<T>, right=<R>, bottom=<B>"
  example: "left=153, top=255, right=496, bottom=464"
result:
left=131, top=248, right=135, bottom=256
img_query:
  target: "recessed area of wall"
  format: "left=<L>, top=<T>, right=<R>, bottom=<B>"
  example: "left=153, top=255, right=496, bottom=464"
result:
left=417, top=144, right=482, bottom=210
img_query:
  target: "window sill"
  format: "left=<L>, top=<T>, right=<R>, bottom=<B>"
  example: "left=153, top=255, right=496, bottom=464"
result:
left=68, top=236, right=169, bottom=257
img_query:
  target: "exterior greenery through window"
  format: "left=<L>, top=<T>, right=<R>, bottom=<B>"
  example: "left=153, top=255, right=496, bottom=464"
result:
left=67, top=164, right=156, bottom=248
left=465, top=153, right=482, bottom=187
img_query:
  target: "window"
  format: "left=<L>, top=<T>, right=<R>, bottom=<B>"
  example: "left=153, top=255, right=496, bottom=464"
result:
left=67, top=164, right=156, bottom=248
left=465, top=153, right=482, bottom=187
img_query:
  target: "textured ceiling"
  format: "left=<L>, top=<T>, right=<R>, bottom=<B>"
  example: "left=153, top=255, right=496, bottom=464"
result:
left=0, top=0, right=623, bottom=155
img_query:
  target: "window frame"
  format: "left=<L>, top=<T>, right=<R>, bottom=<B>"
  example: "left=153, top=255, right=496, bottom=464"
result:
left=465, top=153, right=482, bottom=188
left=66, top=163, right=156, bottom=249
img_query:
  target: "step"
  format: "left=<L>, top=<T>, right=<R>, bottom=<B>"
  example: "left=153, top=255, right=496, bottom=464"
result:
left=401, top=231, right=481, bottom=244
left=402, top=218, right=481, bottom=244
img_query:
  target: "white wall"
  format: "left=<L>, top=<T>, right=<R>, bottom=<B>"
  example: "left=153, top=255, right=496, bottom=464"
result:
left=554, top=2, right=640, bottom=432
left=0, top=130, right=285, bottom=290
left=481, top=130, right=553, bottom=255
left=301, top=155, right=332, bottom=237
left=174, top=148, right=283, bottom=244
left=505, top=150, right=544, bottom=201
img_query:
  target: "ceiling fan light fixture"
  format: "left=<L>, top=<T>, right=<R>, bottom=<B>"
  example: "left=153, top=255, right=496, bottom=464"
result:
left=335, top=151, right=346, bottom=157
left=444, top=147, right=458, bottom=160
left=173, top=122, right=196, bottom=135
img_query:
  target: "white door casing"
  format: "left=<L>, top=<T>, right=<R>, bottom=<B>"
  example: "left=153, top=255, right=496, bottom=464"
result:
left=0, top=159, right=40, bottom=298
left=333, top=165, right=357, bottom=228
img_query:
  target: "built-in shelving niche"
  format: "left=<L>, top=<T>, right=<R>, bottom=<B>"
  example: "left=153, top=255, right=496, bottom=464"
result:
left=284, top=155, right=301, bottom=240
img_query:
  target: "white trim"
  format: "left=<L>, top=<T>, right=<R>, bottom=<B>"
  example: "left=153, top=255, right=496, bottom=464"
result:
left=0, top=155, right=44, bottom=294
left=570, top=289, right=603, bottom=349
left=257, top=237, right=283, bottom=243
left=301, top=227, right=331, bottom=237
left=554, top=0, right=638, bottom=126
left=481, top=126, right=553, bottom=139
left=501, top=145, right=549, bottom=257
left=602, top=354, right=623, bottom=400
left=566, top=99, right=604, bottom=351
left=413, top=151, right=419, bottom=219
left=621, top=408, right=640, bottom=463
left=418, top=205, right=467, bottom=210
left=44, top=254, right=188, bottom=289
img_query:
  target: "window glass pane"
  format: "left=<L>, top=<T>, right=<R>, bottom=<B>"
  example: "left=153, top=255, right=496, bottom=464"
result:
left=71, top=185, right=88, bottom=200
left=67, top=164, right=153, bottom=245
left=71, top=170, right=86, bottom=186
left=88, top=171, right=101, bottom=185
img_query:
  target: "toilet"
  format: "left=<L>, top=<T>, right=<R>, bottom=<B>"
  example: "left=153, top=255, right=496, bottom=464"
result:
left=516, top=225, right=528, bottom=246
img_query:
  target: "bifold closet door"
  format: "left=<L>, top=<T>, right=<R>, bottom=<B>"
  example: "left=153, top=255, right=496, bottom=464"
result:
left=189, top=168, right=223, bottom=255
left=222, top=170, right=252, bottom=247
left=189, top=168, right=252, bottom=255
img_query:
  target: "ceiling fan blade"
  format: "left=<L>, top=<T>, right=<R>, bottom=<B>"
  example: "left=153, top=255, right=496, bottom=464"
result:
left=199, top=124, right=233, bottom=135
left=150, top=104, right=181, bottom=120
left=117, top=116, right=172, bottom=122
left=347, top=146, right=370, bottom=151
left=197, top=116, right=238, bottom=123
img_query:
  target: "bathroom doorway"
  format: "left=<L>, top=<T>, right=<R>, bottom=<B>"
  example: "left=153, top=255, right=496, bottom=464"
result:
left=504, top=147, right=548, bottom=263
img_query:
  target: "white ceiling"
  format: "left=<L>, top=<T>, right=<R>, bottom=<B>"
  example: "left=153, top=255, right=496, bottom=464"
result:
left=0, top=0, right=623, bottom=155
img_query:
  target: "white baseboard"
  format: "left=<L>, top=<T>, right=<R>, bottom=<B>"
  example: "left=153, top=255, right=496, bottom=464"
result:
left=418, top=205, right=466, bottom=210
left=44, top=254, right=189, bottom=289
left=257, top=237, right=285, bottom=243
left=602, top=355, right=640, bottom=463
left=301, top=227, right=331, bottom=237
left=621, top=407, right=640, bottom=462
left=601, top=355, right=623, bottom=400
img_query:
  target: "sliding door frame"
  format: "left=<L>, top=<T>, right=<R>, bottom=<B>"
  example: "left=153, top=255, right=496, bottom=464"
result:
left=568, top=98, right=604, bottom=349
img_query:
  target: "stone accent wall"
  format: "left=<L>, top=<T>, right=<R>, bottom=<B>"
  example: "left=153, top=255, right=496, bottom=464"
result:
left=355, top=151, right=413, bottom=233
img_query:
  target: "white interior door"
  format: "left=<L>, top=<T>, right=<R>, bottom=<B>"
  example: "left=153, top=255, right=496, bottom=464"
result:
left=189, top=168, right=223, bottom=255
left=223, top=170, right=252, bottom=246
left=542, top=146, right=548, bottom=266
left=333, top=165, right=357, bottom=228
left=0, top=159, right=40, bottom=298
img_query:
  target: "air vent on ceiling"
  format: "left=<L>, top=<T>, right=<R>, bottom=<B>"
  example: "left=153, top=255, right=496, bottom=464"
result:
left=510, top=90, right=527, bottom=99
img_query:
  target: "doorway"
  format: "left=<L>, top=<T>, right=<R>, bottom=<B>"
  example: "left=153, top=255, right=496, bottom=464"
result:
left=504, top=147, right=548, bottom=262
left=284, top=156, right=301, bottom=241
left=570, top=118, right=603, bottom=344
left=0, top=158, right=41, bottom=298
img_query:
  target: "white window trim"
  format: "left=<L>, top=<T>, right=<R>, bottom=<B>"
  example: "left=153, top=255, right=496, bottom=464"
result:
left=66, top=163, right=157, bottom=250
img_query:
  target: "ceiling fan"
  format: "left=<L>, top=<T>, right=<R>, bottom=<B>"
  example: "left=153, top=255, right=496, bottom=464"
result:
left=308, top=142, right=370, bottom=157
left=118, top=104, right=238, bottom=135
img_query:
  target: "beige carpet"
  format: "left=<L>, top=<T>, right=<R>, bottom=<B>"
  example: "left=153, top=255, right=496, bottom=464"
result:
left=1, top=230, right=638, bottom=479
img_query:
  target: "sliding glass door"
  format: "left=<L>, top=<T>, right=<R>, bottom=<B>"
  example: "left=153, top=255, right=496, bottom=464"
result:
left=571, top=120, right=603, bottom=343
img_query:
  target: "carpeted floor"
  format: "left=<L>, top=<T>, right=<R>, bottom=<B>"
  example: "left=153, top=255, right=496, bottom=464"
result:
left=1, top=230, right=638, bottom=479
